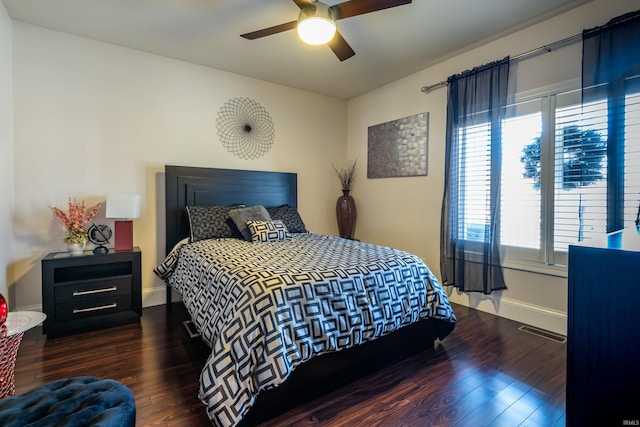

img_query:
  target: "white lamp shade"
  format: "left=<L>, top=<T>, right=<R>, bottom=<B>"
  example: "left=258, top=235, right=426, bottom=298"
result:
left=106, top=194, right=141, bottom=219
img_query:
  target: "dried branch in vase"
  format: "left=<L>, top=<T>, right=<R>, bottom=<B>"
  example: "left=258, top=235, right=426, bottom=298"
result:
left=332, top=160, right=357, bottom=191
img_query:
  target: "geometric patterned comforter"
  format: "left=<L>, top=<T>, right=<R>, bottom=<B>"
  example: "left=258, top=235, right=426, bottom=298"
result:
left=155, top=233, right=457, bottom=427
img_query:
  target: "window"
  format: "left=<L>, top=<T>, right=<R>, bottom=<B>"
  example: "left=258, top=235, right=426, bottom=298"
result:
left=459, top=122, right=491, bottom=243
left=553, top=94, right=608, bottom=264
left=624, top=90, right=640, bottom=228
left=458, top=77, right=640, bottom=272
left=501, top=103, right=543, bottom=252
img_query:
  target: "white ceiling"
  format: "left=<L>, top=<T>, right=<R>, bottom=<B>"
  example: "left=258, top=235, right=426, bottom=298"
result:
left=2, top=0, right=591, bottom=100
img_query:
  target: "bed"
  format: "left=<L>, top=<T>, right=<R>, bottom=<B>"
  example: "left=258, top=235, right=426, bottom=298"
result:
left=156, top=165, right=457, bottom=427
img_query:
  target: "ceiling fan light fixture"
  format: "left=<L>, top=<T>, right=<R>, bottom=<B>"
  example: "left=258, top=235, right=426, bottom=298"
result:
left=297, top=2, right=336, bottom=45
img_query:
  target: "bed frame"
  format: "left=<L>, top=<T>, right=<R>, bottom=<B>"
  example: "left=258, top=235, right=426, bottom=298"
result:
left=163, top=165, right=455, bottom=425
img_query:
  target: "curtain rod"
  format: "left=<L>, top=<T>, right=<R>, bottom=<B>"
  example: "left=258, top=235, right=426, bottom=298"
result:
left=420, top=33, right=582, bottom=94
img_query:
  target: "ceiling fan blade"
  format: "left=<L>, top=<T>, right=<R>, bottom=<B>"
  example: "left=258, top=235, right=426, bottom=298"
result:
left=291, top=0, right=313, bottom=9
left=328, top=31, right=356, bottom=61
left=241, top=21, right=298, bottom=40
left=331, top=0, right=412, bottom=20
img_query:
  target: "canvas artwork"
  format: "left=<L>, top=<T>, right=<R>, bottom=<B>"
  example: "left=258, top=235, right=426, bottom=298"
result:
left=367, top=112, right=428, bottom=178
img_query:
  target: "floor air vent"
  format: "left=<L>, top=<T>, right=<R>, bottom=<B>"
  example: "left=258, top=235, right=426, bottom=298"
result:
left=183, top=320, right=201, bottom=338
left=518, top=325, right=566, bottom=343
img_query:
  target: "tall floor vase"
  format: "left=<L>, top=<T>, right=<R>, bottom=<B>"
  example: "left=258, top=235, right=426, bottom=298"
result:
left=336, top=189, right=356, bottom=240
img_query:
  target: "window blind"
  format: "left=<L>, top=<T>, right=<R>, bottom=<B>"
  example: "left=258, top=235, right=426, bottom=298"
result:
left=553, top=95, right=608, bottom=251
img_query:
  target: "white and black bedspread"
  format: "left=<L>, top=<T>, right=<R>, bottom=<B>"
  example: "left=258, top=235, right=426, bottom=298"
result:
left=156, top=233, right=457, bottom=427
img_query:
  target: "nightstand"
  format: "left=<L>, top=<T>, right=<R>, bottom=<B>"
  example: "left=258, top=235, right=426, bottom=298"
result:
left=41, top=248, right=141, bottom=338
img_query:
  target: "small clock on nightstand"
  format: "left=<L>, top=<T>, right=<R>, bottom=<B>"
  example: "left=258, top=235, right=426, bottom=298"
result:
left=87, top=223, right=112, bottom=254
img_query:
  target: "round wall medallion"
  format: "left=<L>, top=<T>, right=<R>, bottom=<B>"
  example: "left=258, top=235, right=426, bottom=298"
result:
left=216, top=97, right=275, bottom=160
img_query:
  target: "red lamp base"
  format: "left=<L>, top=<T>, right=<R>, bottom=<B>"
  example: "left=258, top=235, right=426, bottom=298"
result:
left=114, top=220, right=134, bottom=251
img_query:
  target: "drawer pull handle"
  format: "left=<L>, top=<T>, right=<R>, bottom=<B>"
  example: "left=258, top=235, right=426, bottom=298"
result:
left=73, top=287, right=117, bottom=296
left=73, top=303, right=117, bottom=314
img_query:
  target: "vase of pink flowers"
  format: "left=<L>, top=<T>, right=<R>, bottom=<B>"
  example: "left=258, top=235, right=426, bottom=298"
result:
left=50, top=198, right=102, bottom=255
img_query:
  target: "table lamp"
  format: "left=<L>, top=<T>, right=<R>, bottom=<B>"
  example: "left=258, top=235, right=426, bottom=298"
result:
left=106, top=194, right=141, bottom=251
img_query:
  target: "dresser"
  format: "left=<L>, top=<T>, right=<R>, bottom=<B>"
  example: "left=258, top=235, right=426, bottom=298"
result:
left=567, top=228, right=640, bottom=426
left=41, top=248, right=142, bottom=338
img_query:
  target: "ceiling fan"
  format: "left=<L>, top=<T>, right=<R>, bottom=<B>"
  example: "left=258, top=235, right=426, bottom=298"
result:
left=240, top=0, right=412, bottom=61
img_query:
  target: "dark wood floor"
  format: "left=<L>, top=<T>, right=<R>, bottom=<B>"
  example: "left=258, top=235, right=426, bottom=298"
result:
left=14, top=303, right=566, bottom=426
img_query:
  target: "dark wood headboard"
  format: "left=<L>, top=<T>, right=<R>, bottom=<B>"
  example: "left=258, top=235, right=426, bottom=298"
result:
left=164, top=165, right=298, bottom=254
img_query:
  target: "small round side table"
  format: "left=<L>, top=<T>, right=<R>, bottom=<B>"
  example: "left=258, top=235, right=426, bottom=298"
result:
left=0, top=311, right=46, bottom=399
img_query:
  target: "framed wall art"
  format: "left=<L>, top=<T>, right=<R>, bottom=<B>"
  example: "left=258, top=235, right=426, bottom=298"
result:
left=367, top=112, right=428, bottom=179
left=216, top=97, right=275, bottom=160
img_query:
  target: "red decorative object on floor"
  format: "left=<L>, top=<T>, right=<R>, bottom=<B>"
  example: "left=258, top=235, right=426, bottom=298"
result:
left=0, top=293, right=7, bottom=326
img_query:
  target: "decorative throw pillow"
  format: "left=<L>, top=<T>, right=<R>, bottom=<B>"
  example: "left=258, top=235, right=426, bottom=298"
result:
left=246, top=220, right=291, bottom=243
left=266, top=204, right=308, bottom=233
left=228, top=205, right=272, bottom=241
left=185, top=205, right=244, bottom=242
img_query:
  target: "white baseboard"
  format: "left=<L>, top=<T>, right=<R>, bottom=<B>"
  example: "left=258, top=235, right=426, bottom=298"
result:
left=143, top=285, right=170, bottom=308
left=446, top=290, right=567, bottom=336
left=15, top=303, right=42, bottom=312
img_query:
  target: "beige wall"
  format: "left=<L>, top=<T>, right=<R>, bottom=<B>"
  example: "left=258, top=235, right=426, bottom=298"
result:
left=11, top=23, right=346, bottom=310
left=0, top=3, right=13, bottom=302
left=346, top=0, right=634, bottom=334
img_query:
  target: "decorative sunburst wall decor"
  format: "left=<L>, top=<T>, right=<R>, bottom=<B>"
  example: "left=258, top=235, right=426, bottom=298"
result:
left=216, top=97, right=275, bottom=160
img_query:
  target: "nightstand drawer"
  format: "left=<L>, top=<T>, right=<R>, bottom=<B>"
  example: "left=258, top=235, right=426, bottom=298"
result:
left=54, top=276, right=132, bottom=304
left=55, top=294, right=132, bottom=322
